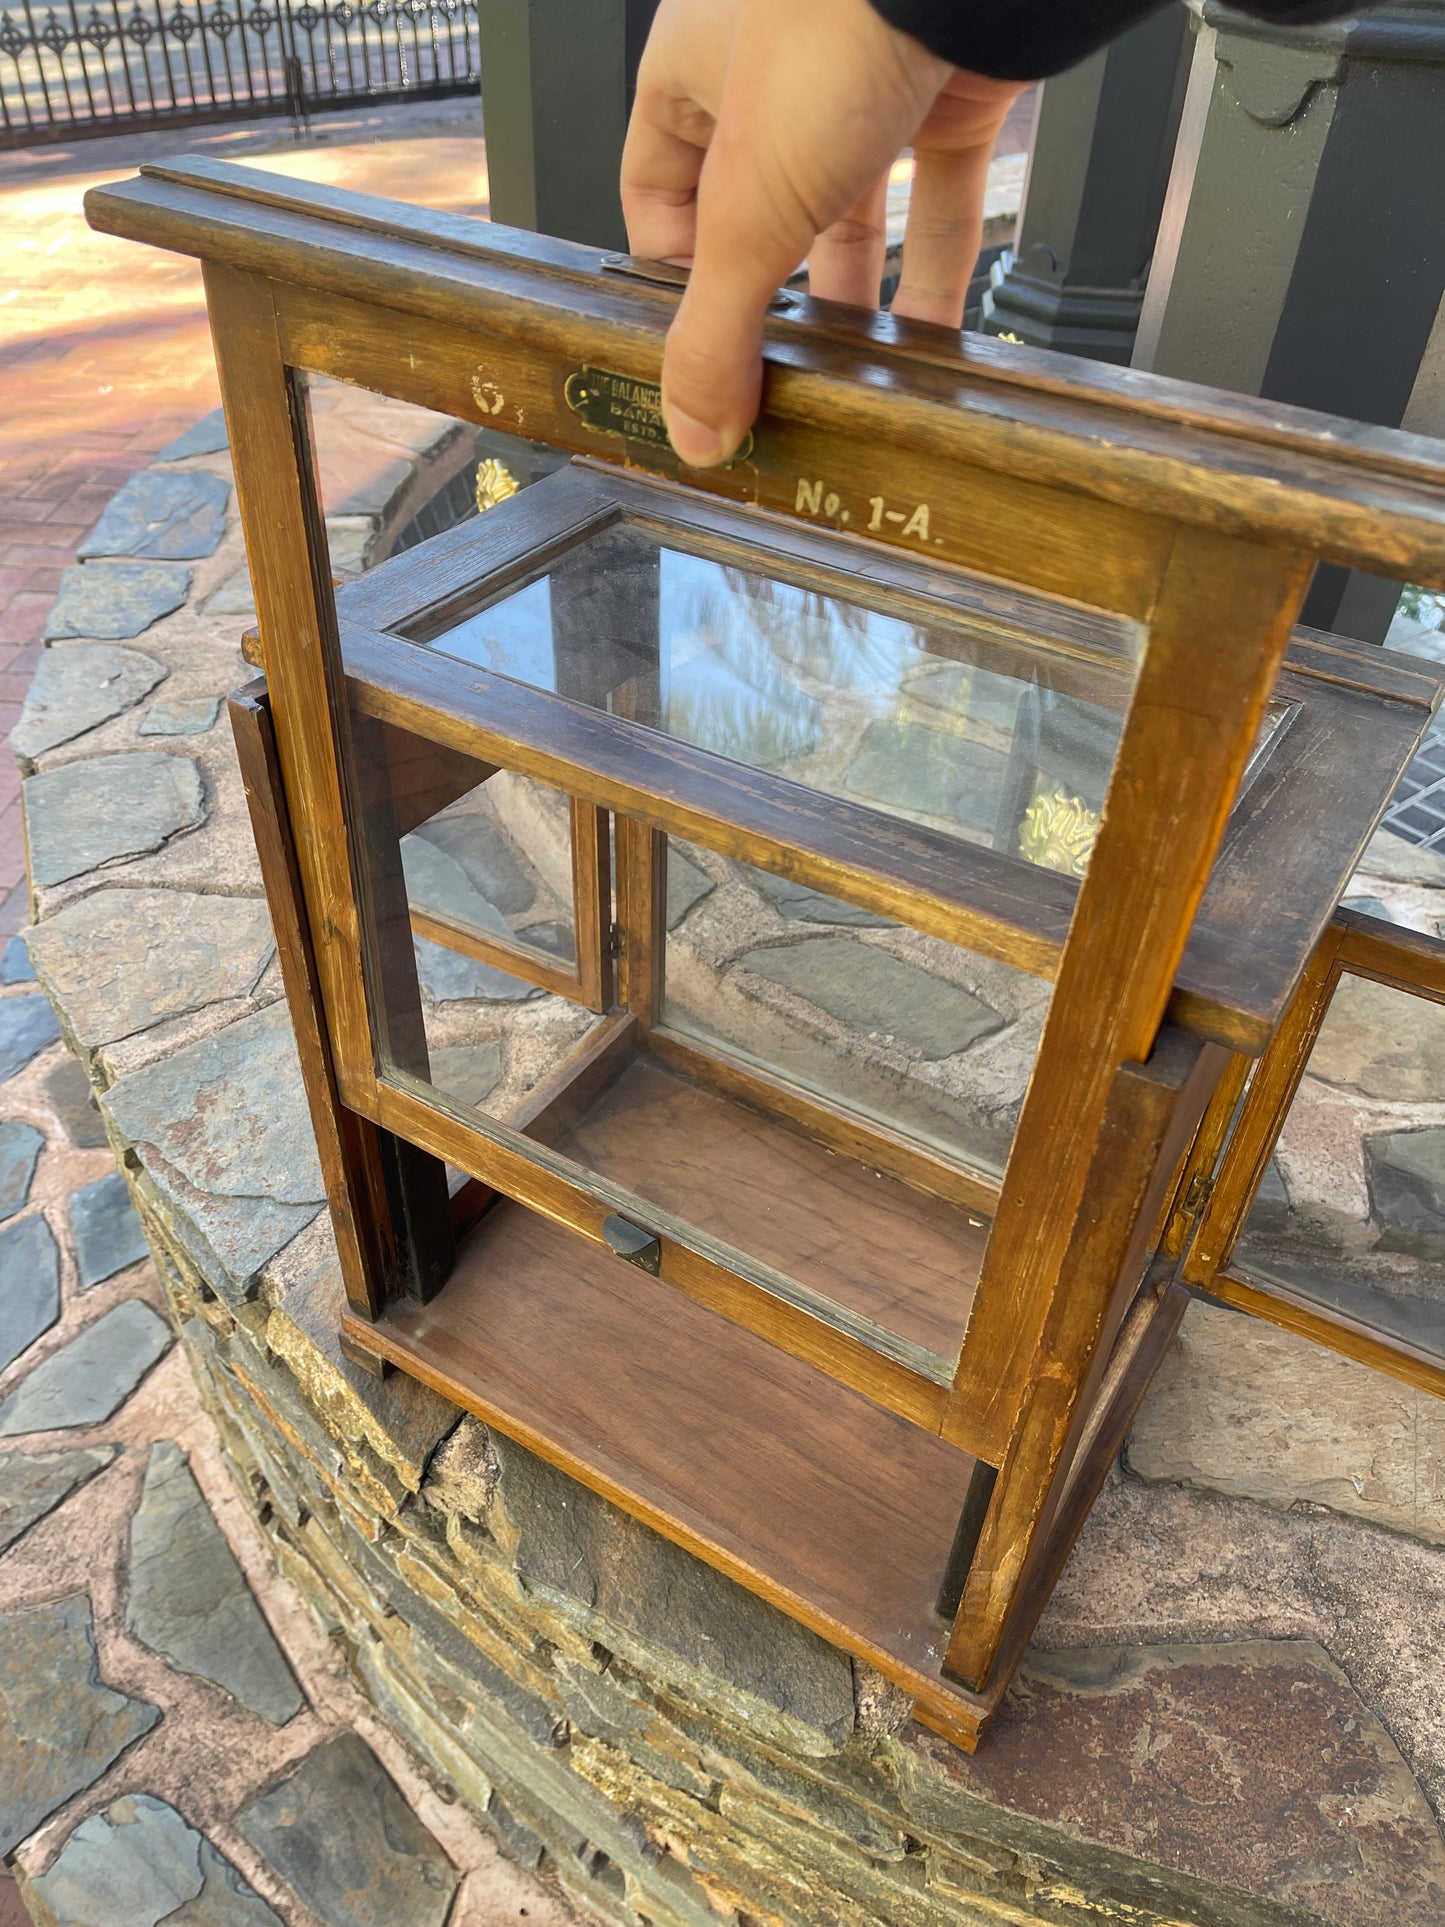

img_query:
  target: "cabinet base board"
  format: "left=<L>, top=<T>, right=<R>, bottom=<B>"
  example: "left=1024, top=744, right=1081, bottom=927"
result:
left=342, top=1194, right=1007, bottom=1748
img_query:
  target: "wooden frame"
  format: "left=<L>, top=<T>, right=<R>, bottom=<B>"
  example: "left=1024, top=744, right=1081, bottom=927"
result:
left=89, top=157, right=1445, bottom=1747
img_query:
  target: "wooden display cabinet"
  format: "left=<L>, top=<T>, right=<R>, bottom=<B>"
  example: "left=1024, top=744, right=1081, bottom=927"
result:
left=87, top=158, right=1445, bottom=1749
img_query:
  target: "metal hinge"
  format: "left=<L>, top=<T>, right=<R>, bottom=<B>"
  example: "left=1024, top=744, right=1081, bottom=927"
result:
left=609, top=921, right=624, bottom=962
left=1181, top=1171, right=1214, bottom=1219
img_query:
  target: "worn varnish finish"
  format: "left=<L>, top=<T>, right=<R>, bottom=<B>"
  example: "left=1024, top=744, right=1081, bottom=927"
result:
left=88, top=159, right=1445, bottom=583
left=91, top=161, right=1445, bottom=1747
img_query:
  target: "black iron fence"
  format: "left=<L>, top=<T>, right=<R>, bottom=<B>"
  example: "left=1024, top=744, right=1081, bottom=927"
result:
left=0, top=0, right=480, bottom=146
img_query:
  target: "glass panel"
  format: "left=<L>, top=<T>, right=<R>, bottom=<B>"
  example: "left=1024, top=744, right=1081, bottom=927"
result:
left=412, top=954, right=599, bottom=1124
left=550, top=1048, right=986, bottom=1368
left=404, top=518, right=1158, bottom=880
left=659, top=839, right=1047, bottom=1181
left=406, top=521, right=1291, bottom=884
left=1235, top=975, right=1445, bottom=1360
left=403, top=770, right=577, bottom=970
left=349, top=707, right=602, bottom=1126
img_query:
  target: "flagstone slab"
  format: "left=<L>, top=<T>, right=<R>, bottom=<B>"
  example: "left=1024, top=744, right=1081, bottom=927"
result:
left=101, top=1004, right=324, bottom=1295
left=400, top=834, right=513, bottom=936
left=1309, top=973, right=1445, bottom=1101
left=21, top=1792, right=281, bottom=1927
left=517, top=919, right=572, bottom=960
left=138, top=698, right=221, bottom=738
left=43, top=564, right=192, bottom=643
left=409, top=814, right=535, bottom=916
left=0, top=1120, right=43, bottom=1221
left=0, top=994, right=61, bottom=1082
left=920, top=1639, right=1445, bottom=1927
left=0, top=1300, right=171, bottom=1437
left=0, top=1596, right=160, bottom=1856
left=204, top=568, right=256, bottom=620
left=1367, top=1127, right=1445, bottom=1254
left=429, top=1042, right=504, bottom=1110
left=1, top=937, right=35, bottom=984
left=666, top=849, right=716, bottom=928
left=154, top=407, right=229, bottom=461
left=11, top=644, right=168, bottom=765
left=1128, top=1300, right=1445, bottom=1543
left=0, top=1446, right=116, bottom=1555
left=44, top=1058, right=107, bottom=1149
left=133, top=1157, right=318, bottom=1305
left=27, top=888, right=274, bottom=1050
left=737, top=938, right=1005, bottom=1060
left=1342, top=895, right=1393, bottom=923
left=78, top=469, right=230, bottom=562
left=237, top=1733, right=456, bottom=1927
left=1359, top=828, right=1445, bottom=886
left=0, top=1213, right=61, bottom=1373
left=24, top=754, right=206, bottom=888
left=127, top=1441, right=303, bottom=1724
left=414, top=936, right=542, bottom=1005
left=71, top=1171, right=148, bottom=1289
left=103, top=1004, right=323, bottom=1209
left=750, top=867, right=892, bottom=929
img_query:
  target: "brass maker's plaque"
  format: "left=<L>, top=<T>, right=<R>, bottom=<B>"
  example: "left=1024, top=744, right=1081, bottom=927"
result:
left=565, top=364, right=754, bottom=462
left=566, top=365, right=670, bottom=450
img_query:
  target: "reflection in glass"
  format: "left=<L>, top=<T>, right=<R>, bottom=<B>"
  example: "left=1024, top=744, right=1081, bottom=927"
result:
left=551, top=1049, right=984, bottom=1366
left=660, top=840, right=1050, bottom=1180
left=410, top=520, right=1292, bottom=885
left=407, top=520, right=1155, bottom=878
left=1235, top=974, right=1445, bottom=1359
left=348, top=703, right=600, bottom=1127
left=410, top=954, right=598, bottom=1126
left=401, top=771, right=577, bottom=970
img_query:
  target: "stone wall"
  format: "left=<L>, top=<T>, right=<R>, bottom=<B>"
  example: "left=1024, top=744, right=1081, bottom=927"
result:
left=12, top=394, right=1445, bottom=1927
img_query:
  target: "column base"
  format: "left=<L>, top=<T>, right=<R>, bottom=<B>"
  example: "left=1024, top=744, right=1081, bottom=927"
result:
left=978, top=251, right=1145, bottom=365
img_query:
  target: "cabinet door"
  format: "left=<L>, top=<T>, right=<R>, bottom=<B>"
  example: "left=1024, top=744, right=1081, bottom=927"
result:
left=1178, top=907, right=1445, bottom=1395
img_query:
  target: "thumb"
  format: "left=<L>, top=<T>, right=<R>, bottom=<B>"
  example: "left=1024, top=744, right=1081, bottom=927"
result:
left=661, top=0, right=946, bottom=468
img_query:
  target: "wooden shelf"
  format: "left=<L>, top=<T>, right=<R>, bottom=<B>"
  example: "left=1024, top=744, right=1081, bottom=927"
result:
left=550, top=1054, right=986, bottom=1363
left=343, top=1195, right=1004, bottom=1748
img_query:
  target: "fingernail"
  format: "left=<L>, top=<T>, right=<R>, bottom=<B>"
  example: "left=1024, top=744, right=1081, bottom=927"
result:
left=666, top=406, right=727, bottom=469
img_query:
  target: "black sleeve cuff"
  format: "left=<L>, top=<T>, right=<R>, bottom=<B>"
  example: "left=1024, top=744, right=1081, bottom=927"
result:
left=867, top=0, right=1369, bottom=82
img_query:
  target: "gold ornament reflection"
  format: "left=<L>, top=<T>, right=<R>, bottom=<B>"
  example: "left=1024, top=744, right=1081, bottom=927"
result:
left=1018, top=787, right=1098, bottom=878
left=475, top=458, right=520, bottom=513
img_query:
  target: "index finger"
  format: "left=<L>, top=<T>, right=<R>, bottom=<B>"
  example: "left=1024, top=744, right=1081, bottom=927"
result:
left=621, top=93, right=711, bottom=264
left=662, top=0, right=949, bottom=466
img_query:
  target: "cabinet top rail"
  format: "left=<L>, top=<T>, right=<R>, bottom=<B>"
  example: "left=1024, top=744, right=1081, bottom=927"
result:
left=85, top=154, right=1445, bottom=586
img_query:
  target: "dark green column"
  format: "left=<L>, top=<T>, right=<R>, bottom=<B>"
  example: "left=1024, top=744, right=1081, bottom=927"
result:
left=1134, top=1, right=1445, bottom=641
left=478, top=0, right=658, bottom=250
left=979, top=6, right=1191, bottom=363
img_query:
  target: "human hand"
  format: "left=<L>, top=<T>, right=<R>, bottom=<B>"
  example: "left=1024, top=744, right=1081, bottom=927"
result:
left=620, top=0, right=1024, bottom=468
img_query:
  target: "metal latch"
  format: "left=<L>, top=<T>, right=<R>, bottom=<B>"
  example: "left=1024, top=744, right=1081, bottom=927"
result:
left=602, top=1215, right=662, bottom=1276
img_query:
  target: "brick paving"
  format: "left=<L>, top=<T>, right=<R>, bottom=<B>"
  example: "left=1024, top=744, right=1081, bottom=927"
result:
left=0, top=97, right=492, bottom=944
